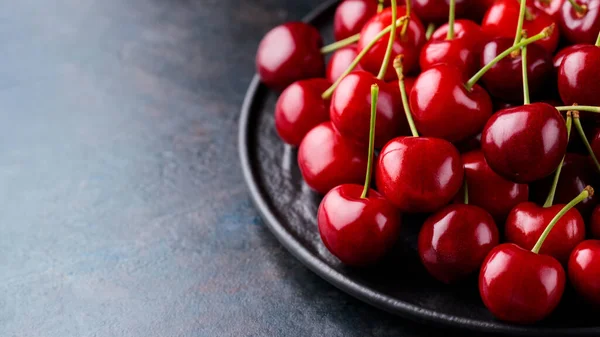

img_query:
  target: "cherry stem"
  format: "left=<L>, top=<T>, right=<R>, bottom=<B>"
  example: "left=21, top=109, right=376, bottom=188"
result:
left=513, top=0, right=527, bottom=47
left=447, top=0, right=456, bottom=40
left=377, top=0, right=398, bottom=80
left=544, top=112, right=573, bottom=208
left=595, top=31, right=600, bottom=47
left=521, top=34, right=530, bottom=105
left=532, top=186, right=594, bottom=254
left=556, top=105, right=600, bottom=113
left=465, top=25, right=553, bottom=91
left=321, top=16, right=409, bottom=99
left=573, top=111, right=600, bottom=172
left=426, top=23, right=436, bottom=40
left=361, top=84, right=379, bottom=199
left=567, top=0, right=587, bottom=14
left=463, top=179, right=469, bottom=205
left=378, top=0, right=385, bottom=13
left=393, top=55, right=419, bottom=137
left=320, top=34, right=360, bottom=54
left=401, top=0, right=411, bottom=38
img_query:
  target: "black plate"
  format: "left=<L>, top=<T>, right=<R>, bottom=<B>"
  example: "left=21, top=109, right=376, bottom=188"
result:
left=238, top=1, right=600, bottom=335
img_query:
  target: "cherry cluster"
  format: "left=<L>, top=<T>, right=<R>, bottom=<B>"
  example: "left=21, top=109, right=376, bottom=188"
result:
left=255, top=0, right=600, bottom=324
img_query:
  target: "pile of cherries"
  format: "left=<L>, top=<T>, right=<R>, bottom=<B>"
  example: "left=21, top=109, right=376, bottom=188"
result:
left=255, top=0, right=600, bottom=324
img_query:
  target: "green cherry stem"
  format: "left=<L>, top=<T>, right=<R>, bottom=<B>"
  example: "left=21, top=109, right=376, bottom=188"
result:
left=573, top=111, right=600, bottom=172
left=555, top=105, right=600, bottom=113
left=595, top=31, right=600, bottom=46
left=567, top=0, right=588, bottom=15
left=425, top=23, right=436, bottom=40
left=378, top=0, right=385, bottom=13
left=513, top=0, right=527, bottom=46
left=393, top=55, right=419, bottom=137
left=401, top=0, right=411, bottom=38
left=377, top=0, right=398, bottom=80
left=447, top=0, right=456, bottom=40
left=320, top=34, right=360, bottom=54
left=521, top=34, right=530, bottom=104
left=361, top=84, right=379, bottom=199
left=465, top=25, right=554, bottom=91
left=463, top=179, right=469, bottom=205
left=532, top=186, right=594, bottom=254
left=321, top=16, right=409, bottom=99
left=544, top=111, right=573, bottom=207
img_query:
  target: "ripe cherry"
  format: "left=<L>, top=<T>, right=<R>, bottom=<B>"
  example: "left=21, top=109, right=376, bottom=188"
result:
left=420, top=36, right=480, bottom=78
left=552, top=44, right=588, bottom=70
left=256, top=22, right=325, bottom=91
left=558, top=0, right=600, bottom=45
left=412, top=0, right=468, bottom=25
left=558, top=44, right=600, bottom=106
left=326, top=46, right=363, bottom=83
left=418, top=204, right=499, bottom=284
left=334, top=0, right=378, bottom=41
left=466, top=0, right=496, bottom=22
left=275, top=79, right=331, bottom=146
left=534, top=0, right=565, bottom=20
left=568, top=240, right=600, bottom=306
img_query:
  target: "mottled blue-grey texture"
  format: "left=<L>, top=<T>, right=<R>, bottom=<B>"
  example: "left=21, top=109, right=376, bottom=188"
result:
left=0, top=0, right=445, bottom=336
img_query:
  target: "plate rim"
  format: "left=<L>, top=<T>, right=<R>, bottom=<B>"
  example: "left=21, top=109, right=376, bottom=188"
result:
left=238, top=1, right=600, bottom=335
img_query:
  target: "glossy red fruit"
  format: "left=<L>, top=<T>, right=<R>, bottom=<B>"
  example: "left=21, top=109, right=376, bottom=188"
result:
left=480, top=37, right=553, bottom=102
left=418, top=204, right=499, bottom=284
left=591, top=205, right=600, bottom=238
left=552, top=44, right=588, bottom=70
left=256, top=22, right=325, bottom=91
left=505, top=202, right=586, bottom=264
left=457, top=150, right=529, bottom=221
left=326, top=46, right=363, bottom=83
left=330, top=71, right=407, bottom=148
left=481, top=103, right=568, bottom=183
left=431, top=19, right=490, bottom=51
left=466, top=0, right=496, bottom=22
left=558, top=45, right=600, bottom=106
left=358, top=7, right=426, bottom=80
left=413, top=0, right=468, bottom=24
left=410, top=64, right=493, bottom=143
left=375, top=136, right=464, bottom=213
left=482, top=0, right=559, bottom=53
left=419, top=36, right=479, bottom=78
left=318, top=184, right=401, bottom=266
left=334, top=0, right=378, bottom=41
left=534, top=0, right=565, bottom=19
left=298, top=122, right=367, bottom=194
left=479, top=243, right=565, bottom=324
left=558, top=0, right=600, bottom=45
left=568, top=240, right=600, bottom=305
left=275, top=79, right=331, bottom=146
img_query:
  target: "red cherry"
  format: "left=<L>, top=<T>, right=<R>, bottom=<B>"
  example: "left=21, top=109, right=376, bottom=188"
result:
left=505, top=202, right=586, bottom=264
left=591, top=204, right=600, bottom=238
left=412, top=0, right=468, bottom=24
left=568, top=240, right=600, bottom=305
left=431, top=19, right=490, bottom=51
left=480, top=37, right=553, bottom=103
left=419, top=36, right=479, bottom=78
left=358, top=7, right=426, bottom=80
left=418, top=204, right=499, bottom=284
left=457, top=150, right=529, bottom=222
left=330, top=71, right=407, bottom=148
left=409, top=64, right=493, bottom=143
left=466, top=0, right=496, bottom=22
left=317, top=184, right=401, bottom=266
left=482, top=0, right=559, bottom=53
left=375, top=136, right=464, bottom=213
left=558, top=45, right=600, bottom=106
left=558, top=0, right=600, bottom=45
left=481, top=103, right=568, bottom=183
left=275, top=79, right=331, bottom=146
left=297, top=122, right=367, bottom=194
left=552, top=44, right=588, bottom=70
left=256, top=22, right=325, bottom=91
left=534, top=0, right=565, bottom=19
left=479, top=243, right=565, bottom=324
left=334, top=0, right=378, bottom=41
left=326, top=46, right=363, bottom=83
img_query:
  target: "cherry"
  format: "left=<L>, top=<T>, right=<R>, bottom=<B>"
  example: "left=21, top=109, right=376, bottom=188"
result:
left=479, top=243, right=566, bottom=323
left=558, top=44, right=600, bottom=106
left=568, top=240, right=600, bottom=306
left=466, top=0, right=496, bottom=22
left=552, top=44, right=588, bottom=70
left=558, top=0, right=600, bottom=45
left=482, top=0, right=559, bottom=53
left=457, top=150, right=529, bottom=222
left=534, top=0, right=565, bottom=19
left=256, top=22, right=325, bottom=91
left=297, top=122, right=368, bottom=194
left=412, top=0, right=468, bottom=25
left=326, top=46, right=363, bottom=83
left=481, top=103, right=568, bottom=183
left=418, top=204, right=499, bottom=284
left=591, top=204, right=600, bottom=238
left=420, top=36, right=480, bottom=78
left=334, top=0, right=378, bottom=41
left=480, top=37, right=553, bottom=103
left=274, top=79, right=331, bottom=146
left=358, top=7, right=426, bottom=80
left=430, top=19, right=490, bottom=51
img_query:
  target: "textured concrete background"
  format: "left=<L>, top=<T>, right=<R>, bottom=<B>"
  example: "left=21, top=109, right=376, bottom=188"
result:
left=0, top=0, right=443, bottom=336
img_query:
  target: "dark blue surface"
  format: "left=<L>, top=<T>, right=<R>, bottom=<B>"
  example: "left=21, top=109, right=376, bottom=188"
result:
left=0, top=1, right=445, bottom=336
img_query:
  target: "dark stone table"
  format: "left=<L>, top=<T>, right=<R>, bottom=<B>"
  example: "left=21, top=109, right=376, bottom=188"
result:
left=0, top=0, right=446, bottom=336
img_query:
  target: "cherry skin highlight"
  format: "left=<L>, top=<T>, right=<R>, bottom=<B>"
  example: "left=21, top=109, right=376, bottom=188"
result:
left=412, top=0, right=468, bottom=25
left=479, top=243, right=566, bottom=324
left=419, top=36, right=479, bottom=78
left=297, top=122, right=368, bottom=195
left=326, top=46, right=363, bottom=83
left=568, top=240, right=600, bottom=306
left=256, top=22, right=325, bottom=91
left=334, top=0, right=378, bottom=41
left=318, top=184, right=401, bottom=267
left=418, top=204, right=499, bottom=284
left=558, top=0, right=600, bottom=45
left=431, top=19, right=489, bottom=51
left=558, top=45, right=600, bottom=106
left=534, top=0, right=565, bottom=20
left=275, top=78, right=331, bottom=146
